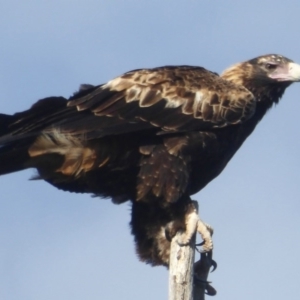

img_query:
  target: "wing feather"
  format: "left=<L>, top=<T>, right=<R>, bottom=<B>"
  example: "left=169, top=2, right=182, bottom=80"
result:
left=2, top=65, right=256, bottom=143
left=0, top=65, right=257, bottom=203
left=66, top=66, right=256, bottom=134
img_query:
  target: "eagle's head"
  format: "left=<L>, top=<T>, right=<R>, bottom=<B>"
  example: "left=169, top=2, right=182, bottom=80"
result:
left=248, top=54, right=300, bottom=83
left=222, top=54, right=300, bottom=104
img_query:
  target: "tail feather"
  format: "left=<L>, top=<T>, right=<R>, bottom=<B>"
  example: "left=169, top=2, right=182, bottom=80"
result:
left=0, top=113, right=14, bottom=136
left=0, top=97, right=68, bottom=176
left=0, top=145, right=28, bottom=175
left=0, top=113, right=30, bottom=175
left=0, top=137, right=64, bottom=176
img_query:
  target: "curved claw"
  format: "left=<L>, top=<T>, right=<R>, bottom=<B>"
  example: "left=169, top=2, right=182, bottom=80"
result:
left=195, top=243, right=214, bottom=254
left=193, top=275, right=217, bottom=296
left=194, top=274, right=211, bottom=285
left=210, top=259, right=217, bottom=272
left=195, top=250, right=217, bottom=272
left=205, top=283, right=217, bottom=296
left=196, top=241, right=205, bottom=247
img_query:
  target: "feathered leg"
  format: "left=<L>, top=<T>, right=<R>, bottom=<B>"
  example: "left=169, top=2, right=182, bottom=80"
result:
left=177, top=202, right=214, bottom=253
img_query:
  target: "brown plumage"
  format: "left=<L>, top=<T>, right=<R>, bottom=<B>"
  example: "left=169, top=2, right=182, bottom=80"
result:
left=0, top=54, right=299, bottom=266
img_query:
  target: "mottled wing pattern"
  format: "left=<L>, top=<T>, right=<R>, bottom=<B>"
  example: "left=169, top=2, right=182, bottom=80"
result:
left=0, top=65, right=256, bottom=202
left=67, top=66, right=256, bottom=134
left=2, top=66, right=256, bottom=141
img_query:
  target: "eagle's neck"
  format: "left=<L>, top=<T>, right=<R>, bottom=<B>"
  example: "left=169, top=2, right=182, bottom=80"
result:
left=245, top=82, right=290, bottom=122
left=222, top=63, right=290, bottom=119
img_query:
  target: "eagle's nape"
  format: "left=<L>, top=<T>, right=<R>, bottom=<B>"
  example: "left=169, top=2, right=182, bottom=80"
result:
left=0, top=54, right=300, bottom=271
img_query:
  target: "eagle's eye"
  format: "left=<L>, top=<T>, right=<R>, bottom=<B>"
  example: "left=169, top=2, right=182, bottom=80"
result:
left=265, top=63, right=277, bottom=70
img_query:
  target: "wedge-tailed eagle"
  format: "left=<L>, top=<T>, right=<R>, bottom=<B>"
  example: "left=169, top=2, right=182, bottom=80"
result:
left=0, top=54, right=299, bottom=266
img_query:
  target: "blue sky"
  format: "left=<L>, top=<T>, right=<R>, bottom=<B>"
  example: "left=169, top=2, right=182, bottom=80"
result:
left=1, top=1, right=300, bottom=299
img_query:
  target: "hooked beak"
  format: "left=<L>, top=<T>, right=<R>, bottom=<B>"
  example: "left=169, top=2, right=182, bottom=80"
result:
left=287, top=62, right=300, bottom=82
left=269, top=62, right=300, bottom=82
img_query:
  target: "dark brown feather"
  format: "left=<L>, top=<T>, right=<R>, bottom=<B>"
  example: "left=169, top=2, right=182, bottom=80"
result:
left=0, top=54, right=299, bottom=267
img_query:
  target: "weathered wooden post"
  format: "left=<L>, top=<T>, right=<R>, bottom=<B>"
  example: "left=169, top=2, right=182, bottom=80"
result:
left=169, top=228, right=196, bottom=300
left=168, top=201, right=197, bottom=300
left=169, top=201, right=216, bottom=300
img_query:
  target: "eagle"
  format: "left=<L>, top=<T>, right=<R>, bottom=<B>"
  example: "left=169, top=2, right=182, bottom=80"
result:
left=0, top=54, right=299, bottom=267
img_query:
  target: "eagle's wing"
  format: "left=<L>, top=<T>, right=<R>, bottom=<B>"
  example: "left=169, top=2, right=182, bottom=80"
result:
left=2, top=66, right=255, bottom=142
left=0, top=66, right=256, bottom=201
left=66, top=66, right=256, bottom=135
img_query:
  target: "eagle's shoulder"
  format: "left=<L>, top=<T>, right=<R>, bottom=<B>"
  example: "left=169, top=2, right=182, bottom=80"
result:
left=67, top=65, right=256, bottom=133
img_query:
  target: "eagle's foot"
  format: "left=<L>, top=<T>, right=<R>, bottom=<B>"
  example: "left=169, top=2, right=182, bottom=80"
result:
left=194, top=274, right=217, bottom=296
left=196, top=222, right=214, bottom=253
left=177, top=208, right=213, bottom=253
left=193, top=251, right=217, bottom=297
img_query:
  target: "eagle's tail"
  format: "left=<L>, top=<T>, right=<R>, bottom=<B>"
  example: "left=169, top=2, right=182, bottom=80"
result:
left=0, top=114, right=33, bottom=175
left=0, top=113, right=14, bottom=135
left=0, top=141, right=32, bottom=176
left=0, top=129, right=62, bottom=179
left=0, top=97, right=68, bottom=176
